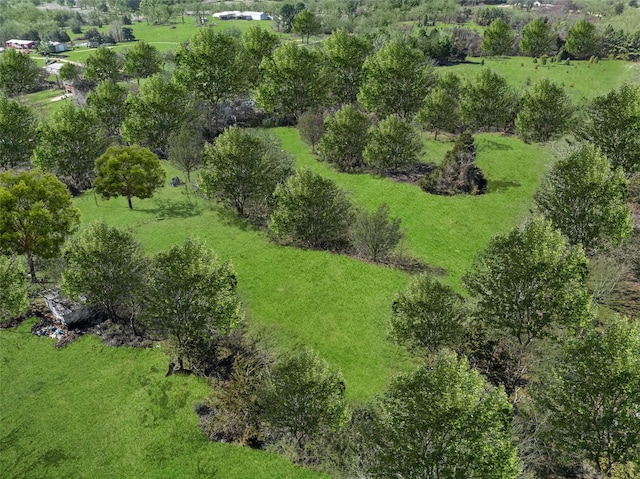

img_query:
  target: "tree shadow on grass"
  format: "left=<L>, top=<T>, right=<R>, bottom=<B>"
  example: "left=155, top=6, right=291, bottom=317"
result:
left=478, top=139, right=514, bottom=152
left=488, top=179, right=521, bottom=193
left=211, top=203, right=261, bottom=233
left=138, top=198, right=203, bottom=219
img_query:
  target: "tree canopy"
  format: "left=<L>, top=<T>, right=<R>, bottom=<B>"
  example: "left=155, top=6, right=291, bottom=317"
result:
left=0, top=255, right=28, bottom=321
left=0, top=95, right=37, bottom=171
left=565, top=18, right=600, bottom=59
left=318, top=104, right=371, bottom=172
left=0, top=169, right=80, bottom=281
left=481, top=18, right=516, bottom=56
left=85, top=46, right=124, bottom=83
left=94, top=145, right=166, bottom=209
left=270, top=169, right=354, bottom=249
left=358, top=39, right=436, bottom=118
left=361, top=352, right=520, bottom=479
left=200, top=127, right=294, bottom=218
left=123, top=40, right=163, bottom=84
left=516, top=78, right=573, bottom=142
left=363, top=114, right=423, bottom=173
left=534, top=144, right=632, bottom=253
left=0, top=48, right=42, bottom=97
left=463, top=217, right=592, bottom=347
left=520, top=17, right=554, bottom=57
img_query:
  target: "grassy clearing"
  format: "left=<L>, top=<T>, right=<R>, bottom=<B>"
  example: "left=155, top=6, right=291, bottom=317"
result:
left=446, top=57, right=640, bottom=103
left=72, top=128, right=548, bottom=402
left=0, top=319, right=327, bottom=479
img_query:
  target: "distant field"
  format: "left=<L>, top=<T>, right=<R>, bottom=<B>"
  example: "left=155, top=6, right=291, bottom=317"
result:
left=446, top=56, right=640, bottom=103
left=0, top=319, right=327, bottom=479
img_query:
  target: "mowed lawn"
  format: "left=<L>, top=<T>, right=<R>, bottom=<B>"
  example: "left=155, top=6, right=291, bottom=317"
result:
left=0, top=320, right=328, bottom=479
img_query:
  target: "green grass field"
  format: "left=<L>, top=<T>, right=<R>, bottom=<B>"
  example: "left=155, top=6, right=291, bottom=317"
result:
left=0, top=319, right=327, bottom=479
left=70, top=128, right=549, bottom=402
left=447, top=56, right=640, bottom=103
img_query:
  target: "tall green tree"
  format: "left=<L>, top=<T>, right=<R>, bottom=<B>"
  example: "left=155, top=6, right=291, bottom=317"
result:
left=0, top=169, right=80, bottom=281
left=123, top=41, right=163, bottom=84
left=85, top=46, right=124, bottom=83
left=292, top=9, right=322, bottom=45
left=241, top=24, right=280, bottom=84
left=460, top=68, right=519, bottom=131
left=520, top=17, right=554, bottom=57
left=358, top=39, right=436, bottom=118
left=360, top=352, right=520, bottom=479
left=297, top=110, right=325, bottom=154
left=516, top=78, right=573, bottom=142
left=565, top=18, right=600, bottom=59
left=144, top=237, right=243, bottom=366
left=121, top=74, right=192, bottom=155
left=200, top=127, right=294, bottom=218
left=363, top=115, right=423, bottom=173
left=389, top=274, right=467, bottom=355
left=139, top=0, right=171, bottom=25
left=94, top=145, right=166, bottom=209
left=260, top=348, right=348, bottom=454
left=534, top=144, right=632, bottom=253
left=86, top=80, right=129, bottom=139
left=32, top=102, right=109, bottom=191
left=322, top=29, right=372, bottom=105
left=417, top=71, right=463, bottom=139
left=256, top=41, right=328, bottom=117
left=62, top=221, right=148, bottom=328
left=534, top=316, right=640, bottom=478
left=577, top=83, right=640, bottom=176
left=0, top=48, right=42, bottom=97
left=270, top=169, right=354, bottom=249
left=481, top=18, right=516, bottom=56
left=318, top=104, right=371, bottom=172
left=463, top=217, right=592, bottom=347
left=0, top=255, right=29, bottom=322
left=0, top=95, right=37, bottom=171
left=174, top=29, right=253, bottom=106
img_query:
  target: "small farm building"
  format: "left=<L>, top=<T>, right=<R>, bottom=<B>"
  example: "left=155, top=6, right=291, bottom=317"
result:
left=212, top=11, right=271, bottom=20
left=5, top=39, right=37, bottom=50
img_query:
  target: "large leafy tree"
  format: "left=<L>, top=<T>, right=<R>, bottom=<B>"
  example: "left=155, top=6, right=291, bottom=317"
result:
left=86, top=80, right=129, bottom=139
left=322, top=29, right=372, bottom=105
left=121, top=74, right=192, bottom=155
left=318, top=104, right=371, bottom=172
left=32, top=101, right=109, bottom=191
left=123, top=41, right=163, bottom=84
left=270, top=169, right=354, bottom=249
left=256, top=41, right=328, bottom=117
left=358, top=39, right=436, bottom=119
left=534, top=316, right=640, bottom=478
left=516, top=78, right=573, bottom=142
left=481, top=18, right=516, bottom=56
left=417, top=71, right=463, bottom=140
left=463, top=217, right=592, bottom=347
left=241, top=24, right=280, bottom=84
left=577, top=83, right=640, bottom=176
left=460, top=68, right=519, bottom=131
left=0, top=255, right=29, bottom=322
left=534, top=144, right=632, bottom=253
left=0, top=95, right=37, bottom=171
left=260, top=348, right=348, bottom=454
left=0, top=48, right=42, bottom=97
left=363, top=115, right=423, bottom=173
left=0, top=169, right=80, bottom=281
left=85, top=46, right=124, bottom=83
left=94, top=145, right=166, bottom=209
left=292, top=9, right=322, bottom=45
left=565, top=18, right=600, bottom=59
left=389, top=274, right=467, bottom=355
left=361, top=352, right=520, bottom=479
left=62, top=221, right=148, bottom=328
left=520, top=17, right=554, bottom=57
left=144, top=237, right=243, bottom=366
left=200, top=127, right=294, bottom=218
left=174, top=29, right=253, bottom=106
